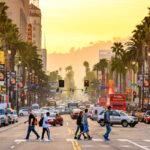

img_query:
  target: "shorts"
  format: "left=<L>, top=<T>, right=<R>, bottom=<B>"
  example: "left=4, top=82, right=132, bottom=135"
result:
left=83, top=124, right=89, bottom=132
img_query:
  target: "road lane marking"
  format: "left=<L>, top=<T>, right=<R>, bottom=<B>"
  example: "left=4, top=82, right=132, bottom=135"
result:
left=68, top=128, right=72, bottom=135
left=121, top=145, right=130, bottom=148
left=66, top=139, right=77, bottom=142
left=92, top=139, right=103, bottom=142
left=75, top=141, right=81, bottom=150
left=144, top=140, right=150, bottom=142
left=118, top=139, right=150, bottom=150
left=72, top=141, right=77, bottom=150
left=10, top=145, right=15, bottom=149
left=66, top=122, right=69, bottom=126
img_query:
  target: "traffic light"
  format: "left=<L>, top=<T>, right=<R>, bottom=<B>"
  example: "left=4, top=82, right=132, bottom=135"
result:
left=133, top=91, right=136, bottom=97
left=84, top=80, right=89, bottom=87
left=59, top=80, right=64, bottom=87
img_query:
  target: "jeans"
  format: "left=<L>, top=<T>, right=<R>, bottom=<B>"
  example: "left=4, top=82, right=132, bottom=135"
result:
left=26, top=125, right=40, bottom=139
left=42, top=128, right=50, bottom=140
left=75, top=125, right=80, bottom=136
left=104, top=123, right=111, bottom=139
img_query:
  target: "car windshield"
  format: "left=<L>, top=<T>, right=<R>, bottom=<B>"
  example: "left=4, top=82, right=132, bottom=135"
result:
left=0, top=109, right=5, bottom=115
left=50, top=114, right=56, bottom=118
left=120, top=112, right=128, bottom=116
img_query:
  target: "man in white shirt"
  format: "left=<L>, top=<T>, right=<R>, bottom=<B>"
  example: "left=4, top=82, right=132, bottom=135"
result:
left=41, top=112, right=51, bottom=141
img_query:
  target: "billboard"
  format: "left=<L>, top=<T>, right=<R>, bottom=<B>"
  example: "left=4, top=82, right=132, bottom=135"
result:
left=110, top=94, right=126, bottom=111
left=99, top=97, right=107, bottom=108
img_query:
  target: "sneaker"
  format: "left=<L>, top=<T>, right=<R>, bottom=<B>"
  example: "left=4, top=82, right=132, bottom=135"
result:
left=48, top=138, right=53, bottom=141
left=74, top=136, right=77, bottom=139
left=41, top=139, right=45, bottom=142
left=37, top=136, right=40, bottom=140
left=103, top=135, right=109, bottom=141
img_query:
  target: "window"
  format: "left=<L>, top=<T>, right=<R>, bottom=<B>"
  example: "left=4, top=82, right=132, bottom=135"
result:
left=33, top=27, right=36, bottom=31
left=34, top=20, right=36, bottom=24
left=33, top=33, right=36, bottom=38
left=112, top=111, right=120, bottom=116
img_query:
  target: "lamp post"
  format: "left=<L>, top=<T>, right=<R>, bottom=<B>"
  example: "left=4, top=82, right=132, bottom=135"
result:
left=16, top=60, right=21, bottom=114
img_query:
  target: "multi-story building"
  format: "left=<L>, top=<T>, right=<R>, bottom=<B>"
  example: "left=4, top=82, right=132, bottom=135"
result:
left=28, top=4, right=42, bottom=57
left=1, top=0, right=29, bottom=41
left=41, top=49, right=47, bottom=72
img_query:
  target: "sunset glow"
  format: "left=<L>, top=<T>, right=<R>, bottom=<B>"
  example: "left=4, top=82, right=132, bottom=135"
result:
left=39, top=0, right=150, bottom=54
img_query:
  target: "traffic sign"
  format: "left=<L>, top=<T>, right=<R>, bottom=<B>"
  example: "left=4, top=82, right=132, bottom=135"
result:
left=131, top=83, right=137, bottom=86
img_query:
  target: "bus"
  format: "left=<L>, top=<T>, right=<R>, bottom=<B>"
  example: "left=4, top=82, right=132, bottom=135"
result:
left=47, top=99, right=57, bottom=107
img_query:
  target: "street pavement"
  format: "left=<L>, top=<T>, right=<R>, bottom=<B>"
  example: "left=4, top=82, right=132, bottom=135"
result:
left=0, top=115, right=150, bottom=150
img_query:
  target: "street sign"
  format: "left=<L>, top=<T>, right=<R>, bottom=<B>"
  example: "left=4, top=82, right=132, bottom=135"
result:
left=131, top=83, right=137, bottom=86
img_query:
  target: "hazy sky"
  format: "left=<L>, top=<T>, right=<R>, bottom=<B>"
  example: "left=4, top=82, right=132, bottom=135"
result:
left=39, top=0, right=150, bottom=54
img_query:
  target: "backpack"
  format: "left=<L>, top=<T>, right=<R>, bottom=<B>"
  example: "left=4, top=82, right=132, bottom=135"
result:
left=34, top=118, right=38, bottom=126
left=39, top=117, right=44, bottom=127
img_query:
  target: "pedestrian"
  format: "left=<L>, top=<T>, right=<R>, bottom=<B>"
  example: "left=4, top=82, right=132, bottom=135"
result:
left=41, top=112, right=52, bottom=141
left=39, top=113, right=44, bottom=127
left=74, top=112, right=81, bottom=139
left=76, top=111, right=87, bottom=140
left=83, top=109, right=92, bottom=140
left=24, top=109, right=40, bottom=140
left=103, top=106, right=112, bottom=141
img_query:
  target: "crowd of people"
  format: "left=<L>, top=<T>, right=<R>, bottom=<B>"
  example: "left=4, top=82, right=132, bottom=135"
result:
left=24, top=106, right=112, bottom=142
left=74, top=107, right=112, bottom=141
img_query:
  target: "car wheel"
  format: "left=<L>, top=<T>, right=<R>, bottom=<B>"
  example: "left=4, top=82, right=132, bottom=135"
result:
left=99, top=120, right=105, bottom=127
left=53, top=121, right=56, bottom=126
left=122, top=120, right=128, bottom=127
left=130, top=124, right=136, bottom=127
left=60, top=121, right=63, bottom=126
left=20, top=113, right=24, bottom=116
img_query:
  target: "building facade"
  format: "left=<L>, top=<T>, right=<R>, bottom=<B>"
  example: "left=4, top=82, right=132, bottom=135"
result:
left=41, top=49, right=47, bottom=72
left=28, top=4, right=42, bottom=57
left=1, top=0, right=29, bottom=41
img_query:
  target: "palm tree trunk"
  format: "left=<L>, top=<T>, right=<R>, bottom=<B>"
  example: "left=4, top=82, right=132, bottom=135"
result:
left=120, top=73, right=122, bottom=94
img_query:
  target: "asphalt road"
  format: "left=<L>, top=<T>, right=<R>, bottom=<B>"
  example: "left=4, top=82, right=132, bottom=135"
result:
left=1, top=115, right=150, bottom=150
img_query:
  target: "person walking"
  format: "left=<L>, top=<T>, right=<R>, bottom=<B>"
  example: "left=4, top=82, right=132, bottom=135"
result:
left=41, top=112, right=52, bottom=141
left=103, top=106, right=112, bottom=141
left=83, top=109, right=92, bottom=140
left=77, top=111, right=87, bottom=140
left=25, top=109, right=40, bottom=140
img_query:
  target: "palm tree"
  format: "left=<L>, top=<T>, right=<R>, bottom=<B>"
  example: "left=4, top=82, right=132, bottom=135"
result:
left=111, top=42, right=124, bottom=58
left=83, top=61, right=90, bottom=75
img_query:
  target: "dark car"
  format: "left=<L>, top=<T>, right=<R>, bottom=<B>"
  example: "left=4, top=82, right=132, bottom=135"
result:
left=48, top=113, right=63, bottom=126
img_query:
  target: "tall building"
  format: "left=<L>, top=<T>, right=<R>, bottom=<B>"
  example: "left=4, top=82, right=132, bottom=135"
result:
left=99, top=50, right=114, bottom=61
left=1, top=0, right=29, bottom=41
left=41, top=49, right=47, bottom=72
left=28, top=4, right=42, bottom=57
left=30, top=0, right=39, bottom=8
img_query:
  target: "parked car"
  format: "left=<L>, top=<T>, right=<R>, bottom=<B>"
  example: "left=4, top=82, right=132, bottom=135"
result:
left=0, top=108, right=9, bottom=126
left=11, top=110, right=18, bottom=123
left=6, top=108, right=14, bottom=124
left=143, top=110, right=150, bottom=123
left=97, top=110, right=138, bottom=127
left=48, top=113, right=63, bottom=126
left=70, top=109, right=81, bottom=119
left=19, top=108, right=30, bottom=116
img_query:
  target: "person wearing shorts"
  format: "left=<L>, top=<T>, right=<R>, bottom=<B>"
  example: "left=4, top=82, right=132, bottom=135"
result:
left=83, top=109, right=92, bottom=140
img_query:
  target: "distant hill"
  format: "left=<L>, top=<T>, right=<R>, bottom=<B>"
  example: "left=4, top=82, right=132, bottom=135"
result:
left=47, top=38, right=128, bottom=88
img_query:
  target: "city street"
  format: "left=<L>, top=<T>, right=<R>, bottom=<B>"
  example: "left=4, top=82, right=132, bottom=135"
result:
left=0, top=115, right=150, bottom=150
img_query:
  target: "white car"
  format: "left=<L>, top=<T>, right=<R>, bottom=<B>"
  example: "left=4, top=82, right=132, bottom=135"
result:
left=19, top=108, right=29, bottom=116
left=40, top=107, right=57, bottom=115
left=97, top=110, right=138, bottom=127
